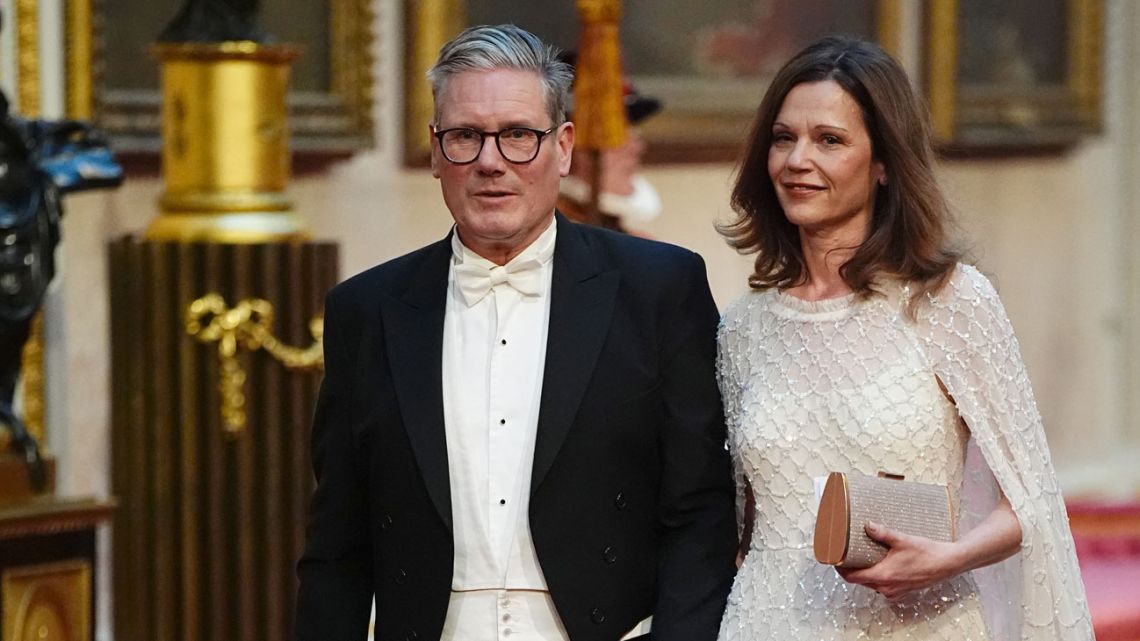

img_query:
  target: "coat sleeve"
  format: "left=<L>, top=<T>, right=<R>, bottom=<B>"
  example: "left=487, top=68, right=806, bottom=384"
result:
left=651, top=250, right=739, bottom=641
left=294, top=289, right=375, bottom=641
left=917, top=265, right=1093, bottom=641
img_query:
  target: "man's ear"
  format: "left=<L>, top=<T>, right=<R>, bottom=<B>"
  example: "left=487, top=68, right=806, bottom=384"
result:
left=429, top=124, right=441, bottom=178
left=557, top=122, right=575, bottom=177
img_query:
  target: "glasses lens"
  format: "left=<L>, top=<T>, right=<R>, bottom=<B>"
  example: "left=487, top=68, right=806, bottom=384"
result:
left=441, top=129, right=483, bottom=163
left=498, top=128, right=541, bottom=163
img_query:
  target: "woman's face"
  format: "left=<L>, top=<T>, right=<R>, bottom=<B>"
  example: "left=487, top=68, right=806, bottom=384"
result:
left=767, top=80, right=886, bottom=236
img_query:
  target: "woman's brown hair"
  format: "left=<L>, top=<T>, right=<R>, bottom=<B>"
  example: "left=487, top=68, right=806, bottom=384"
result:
left=720, top=35, right=960, bottom=315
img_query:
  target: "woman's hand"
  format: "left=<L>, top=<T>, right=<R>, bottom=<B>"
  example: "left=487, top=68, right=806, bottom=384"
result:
left=838, top=495, right=1022, bottom=602
left=836, top=522, right=962, bottom=602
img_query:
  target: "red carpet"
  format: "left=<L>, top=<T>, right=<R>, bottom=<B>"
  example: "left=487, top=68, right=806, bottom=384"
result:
left=1068, top=499, right=1140, bottom=641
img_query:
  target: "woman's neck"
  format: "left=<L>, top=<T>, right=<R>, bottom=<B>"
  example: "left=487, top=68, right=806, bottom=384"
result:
left=789, top=223, right=867, bottom=301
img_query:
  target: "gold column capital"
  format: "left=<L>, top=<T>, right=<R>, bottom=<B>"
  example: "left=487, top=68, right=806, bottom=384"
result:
left=147, top=42, right=308, bottom=243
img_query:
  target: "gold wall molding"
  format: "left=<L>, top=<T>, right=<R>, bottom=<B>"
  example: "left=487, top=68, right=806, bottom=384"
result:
left=185, top=293, right=323, bottom=437
left=925, top=0, right=958, bottom=143
left=14, top=0, right=45, bottom=447
left=19, top=315, right=46, bottom=447
left=15, top=0, right=40, bottom=116
left=403, top=0, right=467, bottom=164
left=0, top=498, right=115, bottom=540
left=65, top=0, right=95, bottom=119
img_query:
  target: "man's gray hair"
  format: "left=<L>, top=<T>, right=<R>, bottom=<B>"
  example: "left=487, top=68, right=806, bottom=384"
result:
left=427, top=24, right=573, bottom=126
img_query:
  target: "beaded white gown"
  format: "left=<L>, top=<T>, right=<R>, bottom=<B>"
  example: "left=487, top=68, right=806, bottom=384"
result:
left=715, top=265, right=1093, bottom=641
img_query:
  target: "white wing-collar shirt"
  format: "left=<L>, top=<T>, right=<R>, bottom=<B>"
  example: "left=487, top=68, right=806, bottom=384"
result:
left=442, top=216, right=556, bottom=591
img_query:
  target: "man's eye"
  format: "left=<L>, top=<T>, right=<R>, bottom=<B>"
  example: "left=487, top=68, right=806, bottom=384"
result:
left=502, top=129, right=529, bottom=140
left=454, top=130, right=480, bottom=141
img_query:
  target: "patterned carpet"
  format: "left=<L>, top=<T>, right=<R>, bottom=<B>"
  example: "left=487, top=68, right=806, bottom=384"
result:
left=1069, top=499, right=1140, bottom=641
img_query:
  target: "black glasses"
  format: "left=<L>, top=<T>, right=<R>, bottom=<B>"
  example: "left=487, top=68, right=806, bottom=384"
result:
left=433, top=126, right=558, bottom=164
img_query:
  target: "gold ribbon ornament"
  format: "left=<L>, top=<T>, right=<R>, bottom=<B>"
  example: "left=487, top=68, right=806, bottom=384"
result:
left=185, top=293, right=323, bottom=437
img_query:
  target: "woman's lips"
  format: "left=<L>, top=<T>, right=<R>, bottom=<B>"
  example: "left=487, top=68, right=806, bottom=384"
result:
left=781, top=182, right=824, bottom=195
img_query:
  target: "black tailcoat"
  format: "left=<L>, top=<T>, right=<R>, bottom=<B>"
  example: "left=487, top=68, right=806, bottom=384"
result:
left=295, top=214, right=737, bottom=641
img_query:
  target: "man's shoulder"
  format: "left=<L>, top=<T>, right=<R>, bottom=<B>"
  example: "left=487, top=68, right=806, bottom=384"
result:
left=568, top=219, right=701, bottom=272
left=328, top=237, right=449, bottom=306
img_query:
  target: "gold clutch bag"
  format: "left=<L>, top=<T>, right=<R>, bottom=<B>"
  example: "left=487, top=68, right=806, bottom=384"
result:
left=813, top=471, right=956, bottom=568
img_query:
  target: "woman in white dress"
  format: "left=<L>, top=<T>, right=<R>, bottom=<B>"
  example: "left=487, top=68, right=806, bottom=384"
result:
left=715, top=36, right=1093, bottom=641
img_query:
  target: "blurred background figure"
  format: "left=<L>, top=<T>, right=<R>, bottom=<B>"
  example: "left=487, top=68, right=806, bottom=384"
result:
left=557, top=53, right=664, bottom=233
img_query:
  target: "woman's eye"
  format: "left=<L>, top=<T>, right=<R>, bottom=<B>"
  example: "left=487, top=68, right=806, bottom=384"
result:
left=821, top=134, right=841, bottom=145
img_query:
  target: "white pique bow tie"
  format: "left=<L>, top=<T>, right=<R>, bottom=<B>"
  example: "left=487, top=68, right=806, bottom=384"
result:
left=453, top=258, right=544, bottom=307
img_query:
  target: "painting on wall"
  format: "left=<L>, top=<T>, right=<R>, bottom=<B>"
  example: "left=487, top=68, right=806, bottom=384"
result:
left=925, top=0, right=1103, bottom=152
left=66, top=0, right=375, bottom=154
left=405, top=0, right=902, bottom=164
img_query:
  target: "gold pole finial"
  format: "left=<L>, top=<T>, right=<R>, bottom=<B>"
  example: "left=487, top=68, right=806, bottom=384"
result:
left=573, top=0, right=627, bottom=152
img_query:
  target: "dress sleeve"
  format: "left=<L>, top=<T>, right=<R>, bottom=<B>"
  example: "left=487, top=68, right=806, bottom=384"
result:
left=915, top=264, right=1093, bottom=641
left=717, top=298, right=750, bottom=541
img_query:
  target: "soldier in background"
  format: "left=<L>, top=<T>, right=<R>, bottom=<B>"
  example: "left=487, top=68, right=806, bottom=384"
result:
left=557, top=56, right=664, bottom=233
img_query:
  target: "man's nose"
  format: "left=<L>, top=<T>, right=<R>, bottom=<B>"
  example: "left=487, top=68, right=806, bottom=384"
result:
left=474, top=134, right=507, bottom=171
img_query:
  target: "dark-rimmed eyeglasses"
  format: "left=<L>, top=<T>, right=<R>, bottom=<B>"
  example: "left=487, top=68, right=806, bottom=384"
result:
left=433, top=126, right=558, bottom=164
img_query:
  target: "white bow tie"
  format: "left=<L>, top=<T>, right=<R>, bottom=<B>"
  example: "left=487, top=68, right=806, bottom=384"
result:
left=454, top=258, right=544, bottom=307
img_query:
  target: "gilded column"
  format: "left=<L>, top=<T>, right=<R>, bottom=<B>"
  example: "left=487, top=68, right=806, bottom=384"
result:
left=147, top=42, right=306, bottom=243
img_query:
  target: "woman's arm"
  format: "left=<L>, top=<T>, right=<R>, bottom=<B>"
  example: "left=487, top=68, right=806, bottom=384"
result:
left=837, top=489, right=1021, bottom=602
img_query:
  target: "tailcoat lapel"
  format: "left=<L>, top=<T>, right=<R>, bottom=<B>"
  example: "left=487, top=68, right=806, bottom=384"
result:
left=380, top=237, right=453, bottom=530
left=531, top=214, right=619, bottom=494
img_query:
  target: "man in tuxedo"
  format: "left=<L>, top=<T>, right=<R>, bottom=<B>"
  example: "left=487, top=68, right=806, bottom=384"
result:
left=294, top=24, right=736, bottom=641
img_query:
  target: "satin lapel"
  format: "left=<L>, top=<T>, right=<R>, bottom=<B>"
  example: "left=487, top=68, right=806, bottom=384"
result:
left=531, top=216, right=619, bottom=494
left=380, top=238, right=453, bottom=530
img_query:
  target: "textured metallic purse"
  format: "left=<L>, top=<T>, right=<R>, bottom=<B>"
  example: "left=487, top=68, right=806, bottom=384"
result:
left=813, top=471, right=956, bottom=568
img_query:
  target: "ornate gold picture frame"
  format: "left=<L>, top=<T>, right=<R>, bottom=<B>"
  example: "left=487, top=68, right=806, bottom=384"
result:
left=404, top=0, right=904, bottom=165
left=925, top=0, right=1103, bottom=152
left=65, top=0, right=376, bottom=153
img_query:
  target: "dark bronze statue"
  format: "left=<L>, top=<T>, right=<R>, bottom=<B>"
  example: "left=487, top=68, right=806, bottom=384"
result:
left=0, top=8, right=123, bottom=491
left=159, top=0, right=267, bottom=43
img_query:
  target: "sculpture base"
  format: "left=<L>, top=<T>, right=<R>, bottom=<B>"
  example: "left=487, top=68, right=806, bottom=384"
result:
left=0, top=497, right=114, bottom=641
left=0, top=453, right=55, bottom=504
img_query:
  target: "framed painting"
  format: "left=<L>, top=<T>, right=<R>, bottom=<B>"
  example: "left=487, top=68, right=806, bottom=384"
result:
left=405, top=0, right=904, bottom=165
left=925, top=0, right=1103, bottom=152
left=65, top=0, right=376, bottom=154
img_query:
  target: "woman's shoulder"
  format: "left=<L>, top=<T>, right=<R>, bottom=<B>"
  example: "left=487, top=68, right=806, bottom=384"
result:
left=925, top=262, right=1001, bottom=308
left=720, top=288, right=773, bottom=324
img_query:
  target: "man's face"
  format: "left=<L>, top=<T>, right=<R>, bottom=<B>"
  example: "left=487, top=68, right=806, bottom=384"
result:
left=431, top=68, right=574, bottom=265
